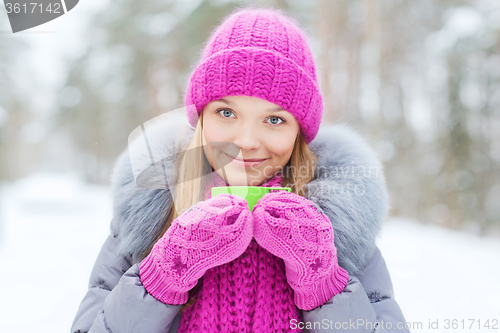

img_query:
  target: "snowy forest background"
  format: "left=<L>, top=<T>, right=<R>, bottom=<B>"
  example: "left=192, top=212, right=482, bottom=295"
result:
left=0, top=0, right=499, bottom=332
left=2, top=0, right=499, bottom=234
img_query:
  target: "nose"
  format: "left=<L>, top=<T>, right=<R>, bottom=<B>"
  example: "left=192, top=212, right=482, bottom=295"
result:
left=232, top=122, right=261, bottom=152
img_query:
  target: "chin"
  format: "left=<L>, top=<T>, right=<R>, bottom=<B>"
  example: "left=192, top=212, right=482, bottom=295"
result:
left=228, top=179, right=250, bottom=186
left=223, top=171, right=263, bottom=187
left=227, top=177, right=259, bottom=187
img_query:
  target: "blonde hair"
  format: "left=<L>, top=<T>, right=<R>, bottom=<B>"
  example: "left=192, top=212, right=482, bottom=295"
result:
left=140, top=110, right=318, bottom=312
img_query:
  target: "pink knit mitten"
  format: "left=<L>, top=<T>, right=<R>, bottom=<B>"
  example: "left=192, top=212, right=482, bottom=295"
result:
left=139, top=194, right=253, bottom=304
left=252, top=191, right=349, bottom=310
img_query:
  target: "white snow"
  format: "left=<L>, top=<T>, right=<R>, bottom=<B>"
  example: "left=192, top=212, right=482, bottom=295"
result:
left=0, top=172, right=499, bottom=332
left=379, top=219, right=500, bottom=332
left=0, top=172, right=111, bottom=333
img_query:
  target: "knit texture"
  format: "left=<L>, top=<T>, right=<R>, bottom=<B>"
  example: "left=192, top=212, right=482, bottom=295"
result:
left=184, top=8, right=323, bottom=144
left=253, top=191, right=349, bottom=310
left=178, top=172, right=304, bottom=332
left=139, top=192, right=254, bottom=305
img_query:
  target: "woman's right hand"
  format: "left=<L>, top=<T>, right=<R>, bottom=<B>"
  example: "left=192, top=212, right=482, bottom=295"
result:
left=139, top=193, right=253, bottom=305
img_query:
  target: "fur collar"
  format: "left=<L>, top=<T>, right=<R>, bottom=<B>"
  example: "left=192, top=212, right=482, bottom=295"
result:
left=109, top=113, right=389, bottom=276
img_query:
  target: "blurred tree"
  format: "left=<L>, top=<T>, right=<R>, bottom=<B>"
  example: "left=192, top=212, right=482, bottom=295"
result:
left=440, top=7, right=500, bottom=234
left=0, top=15, right=31, bottom=182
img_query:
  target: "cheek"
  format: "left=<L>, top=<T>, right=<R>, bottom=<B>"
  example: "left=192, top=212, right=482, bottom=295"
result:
left=202, top=122, right=219, bottom=146
left=270, top=138, right=295, bottom=162
left=203, top=117, right=227, bottom=142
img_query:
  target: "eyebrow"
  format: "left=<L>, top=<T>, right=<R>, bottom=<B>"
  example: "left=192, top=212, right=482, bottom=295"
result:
left=215, top=98, right=286, bottom=112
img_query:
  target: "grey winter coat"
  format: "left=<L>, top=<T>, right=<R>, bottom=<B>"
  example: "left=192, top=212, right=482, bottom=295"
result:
left=71, top=117, right=410, bottom=333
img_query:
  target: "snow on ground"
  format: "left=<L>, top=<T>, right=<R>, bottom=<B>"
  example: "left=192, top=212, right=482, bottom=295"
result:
left=0, top=172, right=111, bottom=333
left=0, top=172, right=499, bottom=333
left=378, top=219, right=500, bottom=332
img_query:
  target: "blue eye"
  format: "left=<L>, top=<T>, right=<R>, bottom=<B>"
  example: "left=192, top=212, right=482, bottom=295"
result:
left=215, top=108, right=286, bottom=127
left=218, top=108, right=235, bottom=118
left=267, top=116, right=284, bottom=126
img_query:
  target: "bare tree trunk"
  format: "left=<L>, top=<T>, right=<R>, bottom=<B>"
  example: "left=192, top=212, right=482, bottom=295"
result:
left=361, top=0, right=383, bottom=141
left=318, top=0, right=334, bottom=123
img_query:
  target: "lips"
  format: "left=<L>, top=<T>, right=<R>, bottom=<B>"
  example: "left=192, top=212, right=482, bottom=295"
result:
left=224, top=153, right=269, bottom=162
left=223, top=152, right=269, bottom=168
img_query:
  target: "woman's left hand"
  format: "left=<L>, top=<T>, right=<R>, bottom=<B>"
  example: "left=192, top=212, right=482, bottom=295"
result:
left=252, top=190, right=349, bottom=311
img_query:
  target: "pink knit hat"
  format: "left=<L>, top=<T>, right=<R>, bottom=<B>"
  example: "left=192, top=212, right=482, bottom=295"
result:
left=184, top=7, right=323, bottom=144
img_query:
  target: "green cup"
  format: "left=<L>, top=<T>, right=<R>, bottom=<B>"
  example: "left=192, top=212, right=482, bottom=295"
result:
left=211, top=186, right=292, bottom=211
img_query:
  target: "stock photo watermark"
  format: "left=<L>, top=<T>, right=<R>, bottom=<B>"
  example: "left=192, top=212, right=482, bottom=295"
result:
left=290, top=318, right=499, bottom=331
left=254, top=162, right=383, bottom=196
left=3, top=0, right=79, bottom=33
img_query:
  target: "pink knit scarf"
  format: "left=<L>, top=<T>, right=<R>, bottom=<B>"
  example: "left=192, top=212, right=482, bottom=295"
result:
left=177, top=171, right=303, bottom=332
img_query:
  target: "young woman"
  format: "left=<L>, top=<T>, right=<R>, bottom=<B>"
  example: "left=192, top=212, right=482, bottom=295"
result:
left=71, top=7, right=410, bottom=333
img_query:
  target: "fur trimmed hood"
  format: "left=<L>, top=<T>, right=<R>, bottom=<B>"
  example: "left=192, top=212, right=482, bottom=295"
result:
left=109, top=113, right=389, bottom=276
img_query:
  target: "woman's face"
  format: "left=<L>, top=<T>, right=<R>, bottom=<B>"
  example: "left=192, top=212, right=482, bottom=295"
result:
left=202, top=95, right=300, bottom=186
